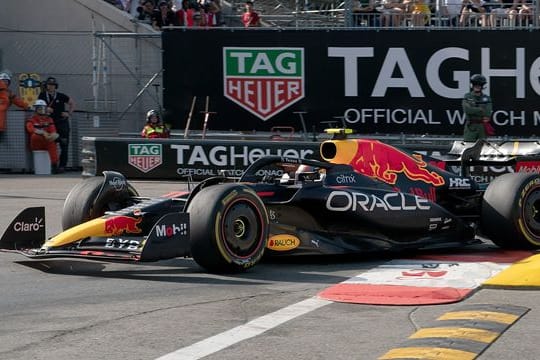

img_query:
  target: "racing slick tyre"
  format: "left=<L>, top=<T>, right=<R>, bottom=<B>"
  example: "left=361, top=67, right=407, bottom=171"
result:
left=481, top=173, right=540, bottom=249
left=187, top=183, right=268, bottom=273
left=62, top=176, right=138, bottom=230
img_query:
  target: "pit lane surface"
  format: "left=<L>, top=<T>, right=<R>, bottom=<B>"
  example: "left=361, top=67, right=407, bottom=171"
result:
left=1, top=174, right=540, bottom=360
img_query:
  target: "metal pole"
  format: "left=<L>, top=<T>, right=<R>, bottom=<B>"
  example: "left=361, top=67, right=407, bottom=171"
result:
left=184, top=96, right=197, bottom=139
left=117, top=70, right=162, bottom=122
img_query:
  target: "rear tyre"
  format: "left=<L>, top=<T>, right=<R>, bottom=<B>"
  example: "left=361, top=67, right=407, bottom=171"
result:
left=62, top=177, right=138, bottom=230
left=187, top=183, right=268, bottom=273
left=481, top=173, right=540, bottom=249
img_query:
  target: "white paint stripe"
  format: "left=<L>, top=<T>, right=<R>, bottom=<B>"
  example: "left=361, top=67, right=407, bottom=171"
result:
left=155, top=297, right=331, bottom=360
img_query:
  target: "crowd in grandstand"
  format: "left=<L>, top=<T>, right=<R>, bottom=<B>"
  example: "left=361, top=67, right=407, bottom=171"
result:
left=103, top=0, right=249, bottom=28
left=103, top=0, right=536, bottom=28
left=353, top=0, right=537, bottom=27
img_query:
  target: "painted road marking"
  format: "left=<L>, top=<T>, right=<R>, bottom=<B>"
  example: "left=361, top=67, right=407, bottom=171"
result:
left=484, top=253, right=540, bottom=287
left=318, top=260, right=507, bottom=305
left=438, top=311, right=519, bottom=324
left=318, top=250, right=536, bottom=305
left=410, top=327, right=499, bottom=343
left=154, top=297, right=331, bottom=360
left=378, top=304, right=529, bottom=360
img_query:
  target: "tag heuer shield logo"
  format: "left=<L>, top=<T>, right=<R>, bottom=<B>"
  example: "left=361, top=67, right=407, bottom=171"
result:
left=223, top=47, right=305, bottom=121
left=128, top=144, right=162, bottom=173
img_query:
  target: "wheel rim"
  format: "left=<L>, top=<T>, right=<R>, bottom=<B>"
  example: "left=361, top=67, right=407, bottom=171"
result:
left=522, top=190, right=540, bottom=239
left=221, top=199, right=264, bottom=258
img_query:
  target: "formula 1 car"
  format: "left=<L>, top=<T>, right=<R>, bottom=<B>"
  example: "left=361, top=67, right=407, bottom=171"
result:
left=2, top=130, right=540, bottom=272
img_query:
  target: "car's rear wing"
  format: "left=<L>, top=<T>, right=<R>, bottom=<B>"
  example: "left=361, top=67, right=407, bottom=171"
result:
left=448, top=140, right=540, bottom=162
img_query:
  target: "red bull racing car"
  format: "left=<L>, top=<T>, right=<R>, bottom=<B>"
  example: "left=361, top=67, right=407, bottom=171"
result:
left=2, top=130, right=540, bottom=272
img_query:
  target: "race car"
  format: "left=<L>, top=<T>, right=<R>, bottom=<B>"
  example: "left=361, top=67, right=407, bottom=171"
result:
left=2, top=129, right=540, bottom=273
left=442, top=139, right=540, bottom=182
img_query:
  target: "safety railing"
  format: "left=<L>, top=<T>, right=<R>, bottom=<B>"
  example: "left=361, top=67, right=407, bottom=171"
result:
left=221, top=0, right=539, bottom=29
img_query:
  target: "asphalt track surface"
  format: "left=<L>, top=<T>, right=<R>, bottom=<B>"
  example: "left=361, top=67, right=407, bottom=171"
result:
left=1, top=173, right=540, bottom=360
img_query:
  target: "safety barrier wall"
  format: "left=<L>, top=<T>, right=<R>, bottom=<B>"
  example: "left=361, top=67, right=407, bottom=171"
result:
left=81, top=135, right=532, bottom=183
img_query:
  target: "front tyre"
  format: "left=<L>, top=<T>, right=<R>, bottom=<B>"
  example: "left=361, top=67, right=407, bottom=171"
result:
left=62, top=176, right=138, bottom=230
left=481, top=173, right=540, bottom=248
left=187, top=183, right=268, bottom=273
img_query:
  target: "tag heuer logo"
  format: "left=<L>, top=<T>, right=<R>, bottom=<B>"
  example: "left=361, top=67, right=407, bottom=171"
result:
left=128, top=144, right=162, bottom=173
left=223, top=47, right=305, bottom=121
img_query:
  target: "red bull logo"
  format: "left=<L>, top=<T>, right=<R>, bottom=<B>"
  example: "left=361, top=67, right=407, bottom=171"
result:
left=323, top=139, right=445, bottom=186
left=104, top=216, right=143, bottom=236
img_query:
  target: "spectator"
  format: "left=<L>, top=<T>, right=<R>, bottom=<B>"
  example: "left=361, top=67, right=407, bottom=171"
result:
left=462, top=74, right=493, bottom=141
left=379, top=0, right=406, bottom=27
left=205, top=0, right=222, bottom=26
left=192, top=11, right=206, bottom=26
left=210, top=0, right=224, bottom=25
left=25, top=99, right=59, bottom=173
left=242, top=1, right=261, bottom=27
left=38, top=77, right=75, bottom=173
left=152, top=0, right=180, bottom=30
left=438, top=0, right=464, bottom=26
left=0, top=70, right=30, bottom=132
left=175, top=0, right=189, bottom=25
left=489, top=0, right=516, bottom=26
left=405, top=0, right=431, bottom=26
left=513, top=0, right=534, bottom=26
left=460, top=0, right=488, bottom=26
left=137, top=0, right=156, bottom=24
left=352, top=0, right=379, bottom=26
left=141, top=110, right=170, bottom=138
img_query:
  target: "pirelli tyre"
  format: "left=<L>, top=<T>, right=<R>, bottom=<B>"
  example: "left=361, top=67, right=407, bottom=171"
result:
left=62, top=174, right=138, bottom=230
left=187, top=183, right=268, bottom=273
left=481, top=173, right=540, bottom=249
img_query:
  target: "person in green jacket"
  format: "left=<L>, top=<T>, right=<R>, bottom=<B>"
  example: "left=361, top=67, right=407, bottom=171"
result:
left=462, top=74, right=493, bottom=141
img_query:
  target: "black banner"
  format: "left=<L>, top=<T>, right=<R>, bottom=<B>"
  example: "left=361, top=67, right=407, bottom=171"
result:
left=95, top=138, right=320, bottom=180
left=163, top=29, right=540, bottom=137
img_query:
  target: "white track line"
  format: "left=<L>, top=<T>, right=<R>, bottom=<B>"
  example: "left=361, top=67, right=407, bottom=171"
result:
left=155, top=297, right=331, bottom=360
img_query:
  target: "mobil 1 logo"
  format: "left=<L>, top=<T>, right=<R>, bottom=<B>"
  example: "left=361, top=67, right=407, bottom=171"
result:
left=223, top=47, right=305, bottom=121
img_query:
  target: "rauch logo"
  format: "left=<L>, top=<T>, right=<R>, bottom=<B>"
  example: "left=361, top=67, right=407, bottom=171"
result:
left=128, top=144, right=162, bottom=173
left=223, top=47, right=305, bottom=121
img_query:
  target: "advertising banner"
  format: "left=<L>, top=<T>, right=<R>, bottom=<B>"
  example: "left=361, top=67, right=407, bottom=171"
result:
left=95, top=138, right=320, bottom=180
left=163, top=29, right=540, bottom=137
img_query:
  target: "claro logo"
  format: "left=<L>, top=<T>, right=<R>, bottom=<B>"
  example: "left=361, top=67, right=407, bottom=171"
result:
left=13, top=217, right=44, bottom=232
left=326, top=191, right=431, bottom=212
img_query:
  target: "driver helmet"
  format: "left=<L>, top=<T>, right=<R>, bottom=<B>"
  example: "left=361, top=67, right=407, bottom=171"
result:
left=470, top=74, right=487, bottom=89
left=0, top=71, right=11, bottom=85
left=146, top=109, right=160, bottom=123
left=33, top=99, right=48, bottom=115
left=294, top=164, right=318, bottom=182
